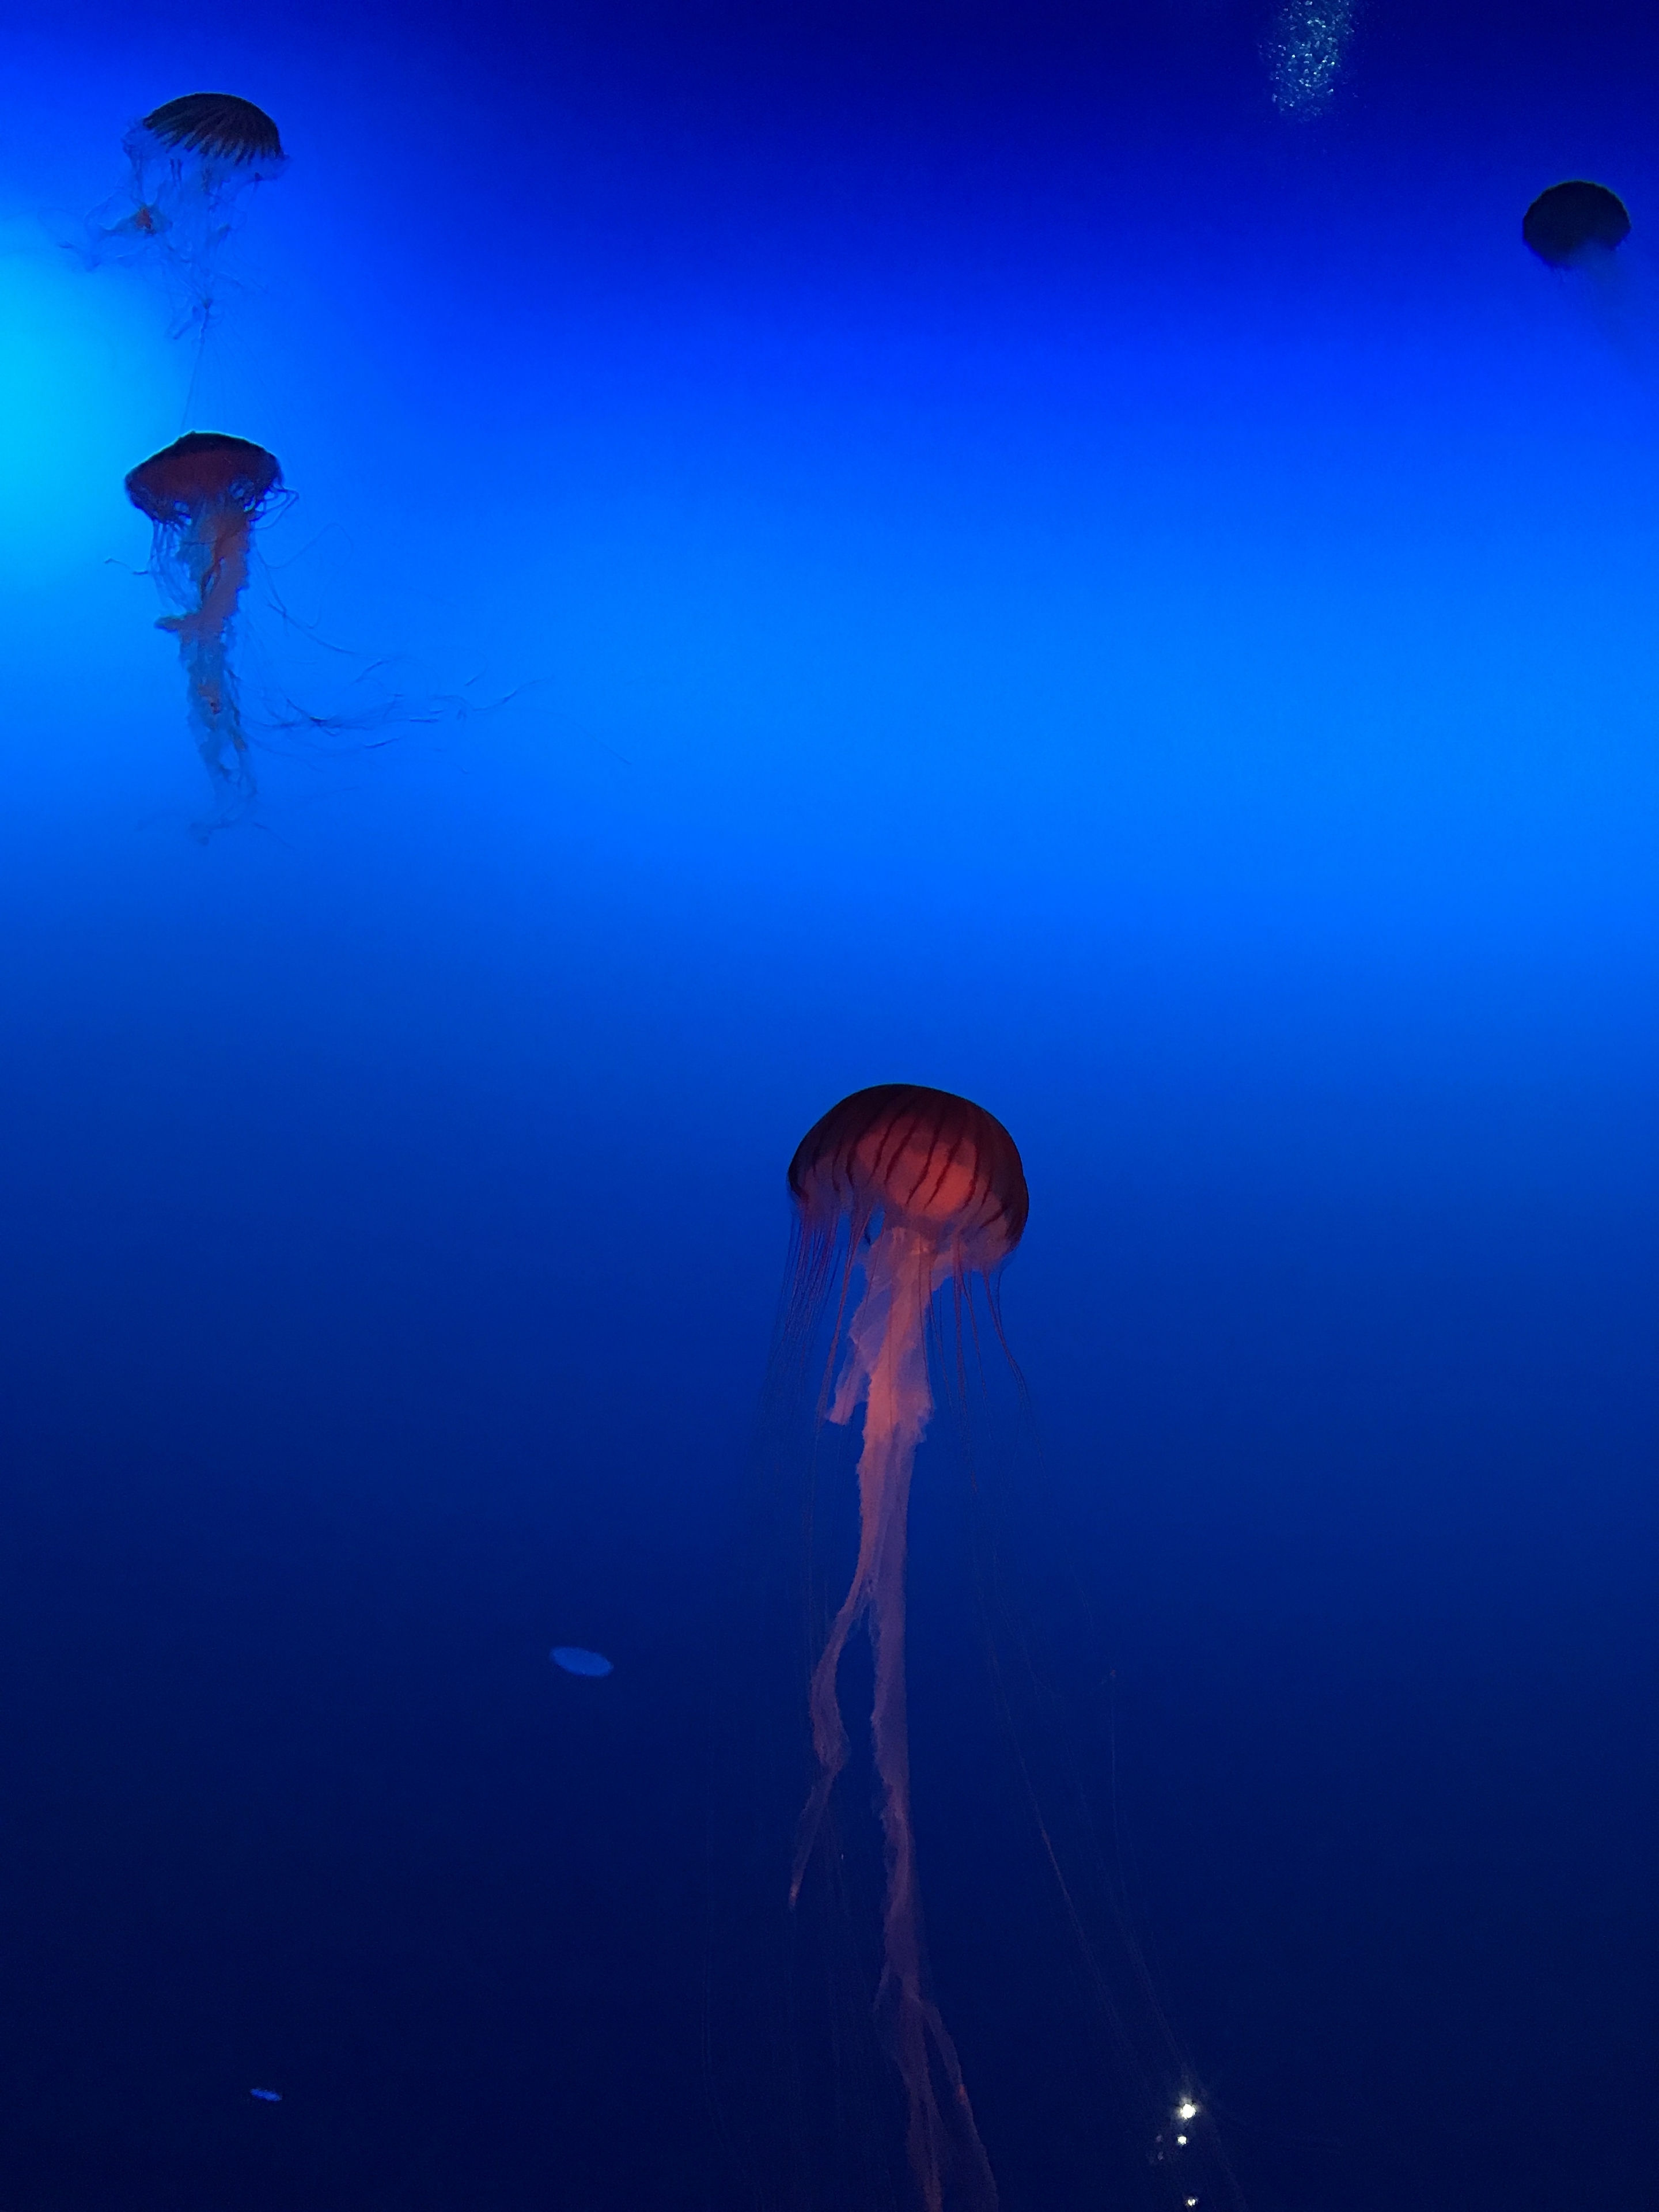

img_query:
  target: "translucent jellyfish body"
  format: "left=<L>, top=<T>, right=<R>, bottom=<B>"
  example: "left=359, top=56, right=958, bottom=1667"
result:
left=126, top=431, right=283, bottom=829
left=81, top=92, right=286, bottom=340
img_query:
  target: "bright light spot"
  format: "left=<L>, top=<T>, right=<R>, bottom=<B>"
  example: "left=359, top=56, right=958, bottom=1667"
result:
left=1176, top=2134, right=1188, bottom=2146
left=1186, top=2200, right=1199, bottom=2208
left=0, top=255, right=172, bottom=580
left=1176, top=2101, right=1199, bottom=2122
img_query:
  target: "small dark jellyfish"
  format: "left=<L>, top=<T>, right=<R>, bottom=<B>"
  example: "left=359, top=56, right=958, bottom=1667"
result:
left=1524, top=180, right=1631, bottom=269
left=785, top=1084, right=1027, bottom=2212
left=73, top=92, right=286, bottom=342
left=126, top=431, right=283, bottom=821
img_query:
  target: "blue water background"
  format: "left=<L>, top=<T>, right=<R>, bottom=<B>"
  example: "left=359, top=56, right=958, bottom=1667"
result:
left=0, top=2, right=1654, bottom=2205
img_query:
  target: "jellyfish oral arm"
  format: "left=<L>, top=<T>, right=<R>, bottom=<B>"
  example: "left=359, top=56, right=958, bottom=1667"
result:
left=151, top=509, right=255, bottom=787
left=794, top=1225, right=998, bottom=2212
left=793, top=1225, right=937, bottom=1904
left=175, top=509, right=252, bottom=640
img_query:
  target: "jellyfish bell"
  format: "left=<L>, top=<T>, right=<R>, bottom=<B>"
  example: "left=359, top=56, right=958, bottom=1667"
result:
left=124, top=90, right=287, bottom=211
left=125, top=430, right=282, bottom=528
left=1523, top=179, right=1631, bottom=270
left=134, top=92, right=286, bottom=169
left=126, top=431, right=284, bottom=826
left=789, top=1084, right=1028, bottom=1268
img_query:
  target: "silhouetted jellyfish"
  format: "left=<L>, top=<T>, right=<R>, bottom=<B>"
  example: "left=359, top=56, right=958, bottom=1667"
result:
left=143, top=93, right=285, bottom=166
left=126, top=432, right=283, bottom=823
left=785, top=1084, right=1027, bottom=2212
left=1524, top=180, right=1631, bottom=269
left=75, top=92, right=286, bottom=340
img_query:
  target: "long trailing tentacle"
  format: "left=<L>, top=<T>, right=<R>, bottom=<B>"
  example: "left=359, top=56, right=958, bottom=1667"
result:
left=791, top=1224, right=1000, bottom=2211
left=788, top=1549, right=866, bottom=1907
left=154, top=506, right=259, bottom=825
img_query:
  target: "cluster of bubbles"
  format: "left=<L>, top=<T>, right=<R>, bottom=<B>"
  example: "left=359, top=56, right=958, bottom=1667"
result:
left=1263, top=0, right=1358, bottom=119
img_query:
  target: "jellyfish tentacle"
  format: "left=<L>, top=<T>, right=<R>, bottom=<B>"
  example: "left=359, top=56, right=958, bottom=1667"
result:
left=167, top=512, right=256, bottom=789
left=791, top=1224, right=933, bottom=1900
left=179, top=629, right=252, bottom=787
left=187, top=509, right=252, bottom=635
left=796, top=1224, right=999, bottom=2212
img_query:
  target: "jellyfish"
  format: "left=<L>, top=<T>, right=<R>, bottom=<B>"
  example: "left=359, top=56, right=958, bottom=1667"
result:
left=1523, top=179, right=1632, bottom=269
left=125, top=431, right=283, bottom=823
left=1519, top=180, right=1659, bottom=378
left=785, top=1084, right=1027, bottom=2212
left=75, top=92, right=286, bottom=343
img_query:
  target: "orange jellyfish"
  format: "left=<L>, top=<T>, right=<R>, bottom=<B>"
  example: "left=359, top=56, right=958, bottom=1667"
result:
left=786, top=1084, right=1028, bottom=2212
left=126, top=431, right=283, bottom=822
